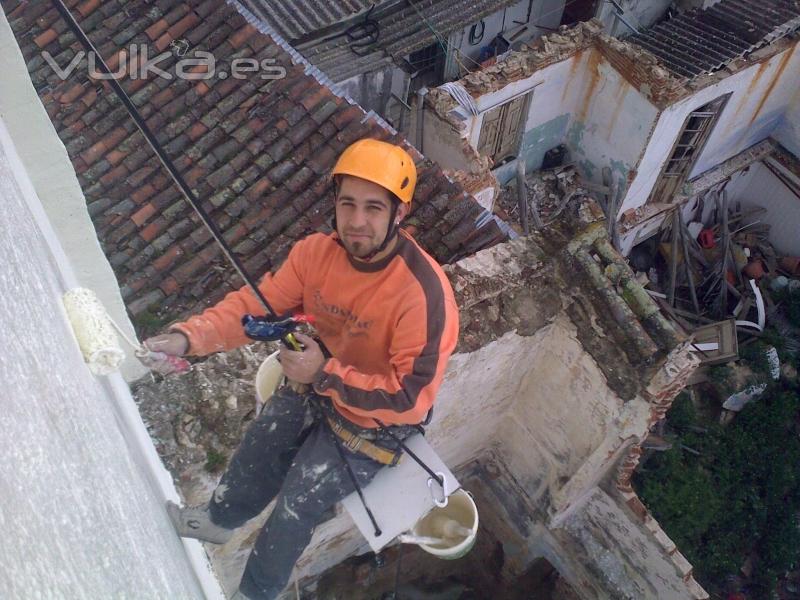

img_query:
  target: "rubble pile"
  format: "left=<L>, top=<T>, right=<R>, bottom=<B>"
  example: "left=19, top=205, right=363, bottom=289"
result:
left=495, top=164, right=591, bottom=232
left=629, top=186, right=799, bottom=417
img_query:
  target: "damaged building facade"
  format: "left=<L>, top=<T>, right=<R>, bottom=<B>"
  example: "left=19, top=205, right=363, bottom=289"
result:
left=418, top=4, right=800, bottom=256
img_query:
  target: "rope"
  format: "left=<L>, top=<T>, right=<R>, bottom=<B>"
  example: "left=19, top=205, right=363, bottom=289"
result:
left=374, top=419, right=444, bottom=488
left=325, top=419, right=383, bottom=537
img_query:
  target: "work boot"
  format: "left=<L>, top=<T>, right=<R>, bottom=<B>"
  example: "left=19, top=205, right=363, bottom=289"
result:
left=166, top=501, right=233, bottom=544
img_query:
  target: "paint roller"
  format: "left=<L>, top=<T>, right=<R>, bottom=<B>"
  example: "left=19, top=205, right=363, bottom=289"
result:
left=62, top=287, right=189, bottom=376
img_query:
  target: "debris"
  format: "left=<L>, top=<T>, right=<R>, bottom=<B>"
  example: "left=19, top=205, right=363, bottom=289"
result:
left=496, top=164, right=590, bottom=234
left=722, top=383, right=767, bottom=412
left=690, top=319, right=738, bottom=365
left=765, top=346, right=780, bottom=380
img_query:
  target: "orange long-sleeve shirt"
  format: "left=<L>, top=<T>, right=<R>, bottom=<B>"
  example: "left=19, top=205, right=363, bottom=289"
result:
left=172, top=230, right=459, bottom=428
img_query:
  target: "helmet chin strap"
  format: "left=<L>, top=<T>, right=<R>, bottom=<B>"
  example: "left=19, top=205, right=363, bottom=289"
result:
left=360, top=202, right=399, bottom=262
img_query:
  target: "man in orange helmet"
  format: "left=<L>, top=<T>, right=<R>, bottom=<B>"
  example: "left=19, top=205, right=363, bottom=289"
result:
left=146, top=139, right=459, bottom=600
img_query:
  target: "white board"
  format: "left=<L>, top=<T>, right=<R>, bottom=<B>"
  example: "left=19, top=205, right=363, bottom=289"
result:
left=341, top=434, right=459, bottom=552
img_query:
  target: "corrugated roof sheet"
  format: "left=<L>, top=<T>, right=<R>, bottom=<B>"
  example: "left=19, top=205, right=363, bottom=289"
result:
left=630, top=0, right=800, bottom=79
left=289, top=0, right=519, bottom=81
left=3, top=0, right=506, bottom=322
left=237, top=0, right=376, bottom=41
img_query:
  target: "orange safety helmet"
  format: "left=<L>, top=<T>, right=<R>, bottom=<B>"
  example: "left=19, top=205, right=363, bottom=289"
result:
left=331, top=138, right=417, bottom=204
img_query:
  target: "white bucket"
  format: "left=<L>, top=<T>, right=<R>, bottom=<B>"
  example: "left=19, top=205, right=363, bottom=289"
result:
left=254, top=351, right=284, bottom=415
left=410, top=489, right=478, bottom=560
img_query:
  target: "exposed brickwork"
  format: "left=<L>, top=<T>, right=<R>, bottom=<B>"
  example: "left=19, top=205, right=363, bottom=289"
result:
left=595, top=36, right=688, bottom=109
left=3, top=0, right=506, bottom=325
left=610, top=342, right=707, bottom=598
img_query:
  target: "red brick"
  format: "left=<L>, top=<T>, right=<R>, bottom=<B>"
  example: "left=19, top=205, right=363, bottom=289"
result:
left=106, top=149, right=129, bottom=166
left=81, top=87, right=98, bottom=107
left=153, top=246, right=183, bottom=271
left=195, top=82, right=211, bottom=96
left=131, top=203, right=156, bottom=226
left=244, top=178, right=272, bottom=202
left=80, top=140, right=108, bottom=166
left=168, top=12, right=200, bottom=40
left=229, top=24, right=256, bottom=49
left=186, top=122, right=208, bottom=142
left=100, top=164, right=130, bottom=186
left=152, top=87, right=175, bottom=106
left=183, top=167, right=204, bottom=188
left=76, top=0, right=100, bottom=17
left=159, top=276, right=180, bottom=295
left=34, top=28, right=57, bottom=48
left=131, top=184, right=157, bottom=204
left=59, top=83, right=85, bottom=105
left=140, top=219, right=166, bottom=242
left=155, top=32, right=173, bottom=53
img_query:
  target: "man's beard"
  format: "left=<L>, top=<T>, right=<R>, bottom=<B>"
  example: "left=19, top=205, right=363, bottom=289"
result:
left=342, top=237, right=375, bottom=258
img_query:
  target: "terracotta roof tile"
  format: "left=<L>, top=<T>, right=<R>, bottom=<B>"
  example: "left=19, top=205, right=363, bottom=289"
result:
left=6, top=0, right=506, bottom=319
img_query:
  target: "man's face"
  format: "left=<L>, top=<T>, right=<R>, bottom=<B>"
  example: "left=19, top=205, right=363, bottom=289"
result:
left=335, top=175, right=404, bottom=259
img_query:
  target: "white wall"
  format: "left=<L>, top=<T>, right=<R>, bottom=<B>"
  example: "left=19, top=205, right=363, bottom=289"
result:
left=0, top=116, right=220, bottom=599
left=0, top=9, right=147, bottom=381
left=725, top=159, right=800, bottom=256
left=622, top=41, right=800, bottom=214
left=567, top=50, right=659, bottom=190
left=774, top=87, right=800, bottom=158
left=459, top=48, right=657, bottom=190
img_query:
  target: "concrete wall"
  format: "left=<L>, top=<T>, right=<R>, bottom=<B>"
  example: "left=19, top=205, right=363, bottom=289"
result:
left=566, top=50, right=659, bottom=191
left=492, top=318, right=624, bottom=507
left=622, top=40, right=800, bottom=214
left=0, top=9, right=146, bottom=381
left=774, top=87, right=800, bottom=158
left=725, top=159, right=800, bottom=256
left=0, top=111, right=221, bottom=600
left=458, top=47, right=656, bottom=192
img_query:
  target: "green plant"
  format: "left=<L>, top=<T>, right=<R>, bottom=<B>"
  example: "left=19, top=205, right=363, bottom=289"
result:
left=204, top=448, right=227, bottom=473
left=666, top=392, right=695, bottom=432
left=635, top=382, right=800, bottom=598
left=774, top=287, right=800, bottom=328
left=707, top=364, right=736, bottom=398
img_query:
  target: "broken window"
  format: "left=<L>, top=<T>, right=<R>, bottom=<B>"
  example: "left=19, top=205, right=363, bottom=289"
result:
left=649, top=94, right=731, bottom=203
left=477, top=92, right=530, bottom=166
left=408, top=42, right=445, bottom=89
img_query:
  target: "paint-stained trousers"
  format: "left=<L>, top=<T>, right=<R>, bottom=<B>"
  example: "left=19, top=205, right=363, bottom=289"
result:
left=209, top=385, right=411, bottom=600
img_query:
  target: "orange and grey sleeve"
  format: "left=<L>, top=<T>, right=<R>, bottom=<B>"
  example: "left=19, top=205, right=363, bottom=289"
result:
left=171, top=239, right=308, bottom=356
left=313, top=249, right=459, bottom=425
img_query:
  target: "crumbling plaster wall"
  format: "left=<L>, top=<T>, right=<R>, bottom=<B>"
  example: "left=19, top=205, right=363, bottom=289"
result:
left=254, top=230, right=706, bottom=599
left=774, top=86, right=800, bottom=158
left=428, top=42, right=657, bottom=198
left=621, top=39, right=800, bottom=215
left=725, top=159, right=800, bottom=256
left=564, top=49, right=658, bottom=191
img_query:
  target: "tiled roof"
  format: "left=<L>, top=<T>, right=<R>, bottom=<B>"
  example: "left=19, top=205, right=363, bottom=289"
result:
left=630, top=0, right=800, bottom=79
left=4, top=0, right=506, bottom=322
left=289, top=0, right=519, bottom=81
left=237, top=0, right=375, bottom=42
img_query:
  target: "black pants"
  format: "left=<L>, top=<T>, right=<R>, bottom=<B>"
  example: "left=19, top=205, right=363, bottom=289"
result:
left=209, top=386, right=409, bottom=599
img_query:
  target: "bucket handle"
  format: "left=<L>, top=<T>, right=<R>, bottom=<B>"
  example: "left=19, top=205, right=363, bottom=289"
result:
left=428, top=471, right=449, bottom=508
